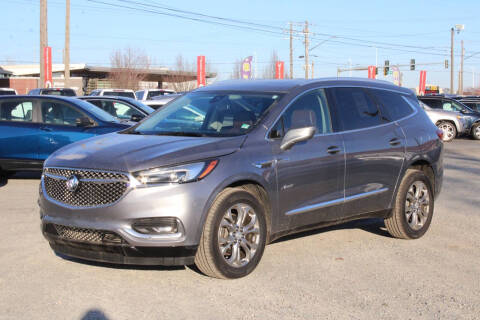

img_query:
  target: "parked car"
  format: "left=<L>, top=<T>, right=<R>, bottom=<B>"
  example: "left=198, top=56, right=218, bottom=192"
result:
left=418, top=96, right=480, bottom=140
left=40, top=79, right=443, bottom=279
left=77, top=96, right=154, bottom=122
left=28, top=88, right=77, bottom=96
left=135, top=89, right=176, bottom=101
left=0, top=88, right=17, bottom=95
left=89, top=89, right=135, bottom=99
left=458, top=98, right=480, bottom=112
left=0, top=96, right=131, bottom=175
left=145, top=93, right=183, bottom=109
left=419, top=101, right=468, bottom=142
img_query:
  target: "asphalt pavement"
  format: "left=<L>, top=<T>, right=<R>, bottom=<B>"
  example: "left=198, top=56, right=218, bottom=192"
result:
left=0, top=139, right=479, bottom=320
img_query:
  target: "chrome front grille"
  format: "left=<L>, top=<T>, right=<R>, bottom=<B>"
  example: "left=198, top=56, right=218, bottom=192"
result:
left=43, top=167, right=129, bottom=208
left=52, top=224, right=123, bottom=244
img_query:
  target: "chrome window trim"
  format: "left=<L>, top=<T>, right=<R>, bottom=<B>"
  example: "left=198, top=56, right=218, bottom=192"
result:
left=265, top=85, right=418, bottom=141
left=42, top=166, right=133, bottom=210
left=285, top=187, right=388, bottom=216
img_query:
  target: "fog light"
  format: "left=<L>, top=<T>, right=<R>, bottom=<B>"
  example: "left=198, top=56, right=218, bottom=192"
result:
left=132, top=218, right=180, bottom=235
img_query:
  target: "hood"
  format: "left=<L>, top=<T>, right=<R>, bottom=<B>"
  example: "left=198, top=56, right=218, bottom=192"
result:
left=45, top=132, right=246, bottom=172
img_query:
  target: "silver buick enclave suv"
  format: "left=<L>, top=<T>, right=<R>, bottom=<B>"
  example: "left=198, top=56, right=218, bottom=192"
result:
left=39, top=79, right=443, bottom=279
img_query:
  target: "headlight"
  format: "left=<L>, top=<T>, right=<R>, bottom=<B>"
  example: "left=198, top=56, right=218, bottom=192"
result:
left=132, top=160, right=218, bottom=186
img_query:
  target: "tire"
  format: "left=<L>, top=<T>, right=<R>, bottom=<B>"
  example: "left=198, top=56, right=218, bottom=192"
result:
left=385, top=169, right=434, bottom=239
left=437, top=121, right=456, bottom=142
left=471, top=123, right=480, bottom=140
left=195, top=186, right=267, bottom=279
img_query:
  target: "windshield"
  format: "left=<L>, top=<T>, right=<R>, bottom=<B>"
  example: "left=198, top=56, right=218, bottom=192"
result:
left=74, top=99, right=119, bottom=122
left=103, top=91, right=135, bottom=98
left=131, top=92, right=283, bottom=137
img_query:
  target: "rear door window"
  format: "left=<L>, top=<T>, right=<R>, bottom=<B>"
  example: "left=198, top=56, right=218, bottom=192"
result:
left=329, top=87, right=382, bottom=131
left=41, top=101, right=85, bottom=126
left=0, top=101, right=34, bottom=122
left=370, top=89, right=414, bottom=122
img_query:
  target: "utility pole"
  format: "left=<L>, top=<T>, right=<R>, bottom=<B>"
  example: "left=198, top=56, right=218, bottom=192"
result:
left=39, top=0, right=48, bottom=88
left=64, top=0, right=70, bottom=88
left=459, top=40, right=464, bottom=94
left=450, top=27, right=454, bottom=94
left=311, top=61, right=314, bottom=78
left=289, top=22, right=293, bottom=79
left=304, top=21, right=309, bottom=79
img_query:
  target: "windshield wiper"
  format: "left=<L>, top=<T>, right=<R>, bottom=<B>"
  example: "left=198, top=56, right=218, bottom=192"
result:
left=154, top=131, right=206, bottom=137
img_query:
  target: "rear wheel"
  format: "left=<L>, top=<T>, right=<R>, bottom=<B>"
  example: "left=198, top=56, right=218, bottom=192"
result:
left=471, top=123, right=480, bottom=140
left=195, top=186, right=267, bottom=279
left=437, top=121, right=456, bottom=142
left=385, top=169, right=434, bottom=239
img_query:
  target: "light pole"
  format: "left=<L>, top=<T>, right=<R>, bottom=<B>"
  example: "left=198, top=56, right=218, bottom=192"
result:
left=451, top=24, right=465, bottom=94
left=298, top=54, right=318, bottom=78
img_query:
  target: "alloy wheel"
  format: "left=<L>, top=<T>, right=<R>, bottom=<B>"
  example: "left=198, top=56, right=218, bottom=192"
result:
left=405, top=181, right=430, bottom=231
left=474, top=125, right=480, bottom=139
left=438, top=123, right=455, bottom=141
left=217, top=203, right=260, bottom=268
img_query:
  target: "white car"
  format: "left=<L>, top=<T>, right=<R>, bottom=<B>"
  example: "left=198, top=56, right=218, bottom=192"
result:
left=135, top=89, right=176, bottom=101
left=89, top=89, right=135, bottom=99
left=0, top=88, right=17, bottom=95
left=144, top=93, right=182, bottom=109
left=420, top=101, right=467, bottom=142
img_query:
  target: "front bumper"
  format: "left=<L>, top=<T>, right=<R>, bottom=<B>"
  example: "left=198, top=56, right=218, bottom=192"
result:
left=42, top=222, right=197, bottom=265
left=39, top=175, right=215, bottom=248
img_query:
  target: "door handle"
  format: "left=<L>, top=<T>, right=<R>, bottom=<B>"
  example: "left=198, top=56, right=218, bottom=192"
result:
left=389, top=138, right=401, bottom=146
left=40, top=126, right=52, bottom=132
left=254, top=160, right=276, bottom=169
left=327, top=146, right=341, bottom=154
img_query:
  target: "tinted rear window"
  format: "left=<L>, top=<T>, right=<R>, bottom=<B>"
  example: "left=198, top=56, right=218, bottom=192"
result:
left=329, top=87, right=382, bottom=131
left=41, top=89, right=76, bottom=96
left=0, top=90, right=16, bottom=96
left=370, top=89, right=414, bottom=121
left=103, top=91, right=135, bottom=98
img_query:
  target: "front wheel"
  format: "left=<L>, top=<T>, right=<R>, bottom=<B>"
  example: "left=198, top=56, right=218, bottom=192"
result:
left=437, top=121, right=456, bottom=142
left=195, top=186, right=267, bottom=279
left=385, top=169, right=434, bottom=239
left=471, top=123, right=480, bottom=140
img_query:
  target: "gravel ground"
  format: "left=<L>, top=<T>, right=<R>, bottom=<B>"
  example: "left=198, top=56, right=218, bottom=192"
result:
left=0, top=139, right=479, bottom=320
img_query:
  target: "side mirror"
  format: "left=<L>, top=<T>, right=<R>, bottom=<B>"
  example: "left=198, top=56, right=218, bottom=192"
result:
left=75, top=117, right=94, bottom=127
left=130, top=114, right=144, bottom=122
left=280, top=126, right=315, bottom=151
left=460, top=108, right=468, bottom=114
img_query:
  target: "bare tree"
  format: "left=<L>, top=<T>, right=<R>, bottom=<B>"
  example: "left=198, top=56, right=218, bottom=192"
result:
left=108, top=47, right=150, bottom=90
left=168, top=54, right=215, bottom=91
left=169, top=54, right=196, bottom=92
left=262, top=50, right=278, bottom=79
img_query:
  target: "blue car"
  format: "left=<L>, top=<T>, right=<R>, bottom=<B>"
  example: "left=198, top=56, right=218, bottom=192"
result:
left=0, top=95, right=131, bottom=175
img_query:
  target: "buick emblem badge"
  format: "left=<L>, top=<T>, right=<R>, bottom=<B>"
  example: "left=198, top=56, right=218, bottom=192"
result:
left=66, top=175, right=79, bottom=192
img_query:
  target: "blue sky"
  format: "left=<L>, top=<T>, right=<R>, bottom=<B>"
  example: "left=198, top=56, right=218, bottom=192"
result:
left=3, top=0, right=480, bottom=89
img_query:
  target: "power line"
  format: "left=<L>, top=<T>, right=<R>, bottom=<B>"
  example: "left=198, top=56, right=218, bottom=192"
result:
left=86, top=0, right=453, bottom=57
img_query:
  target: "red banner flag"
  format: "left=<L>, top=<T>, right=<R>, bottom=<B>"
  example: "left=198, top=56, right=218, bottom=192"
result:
left=367, top=66, right=376, bottom=79
left=275, top=61, right=284, bottom=79
left=419, top=70, right=427, bottom=95
left=44, top=46, right=52, bottom=87
left=197, top=56, right=206, bottom=87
